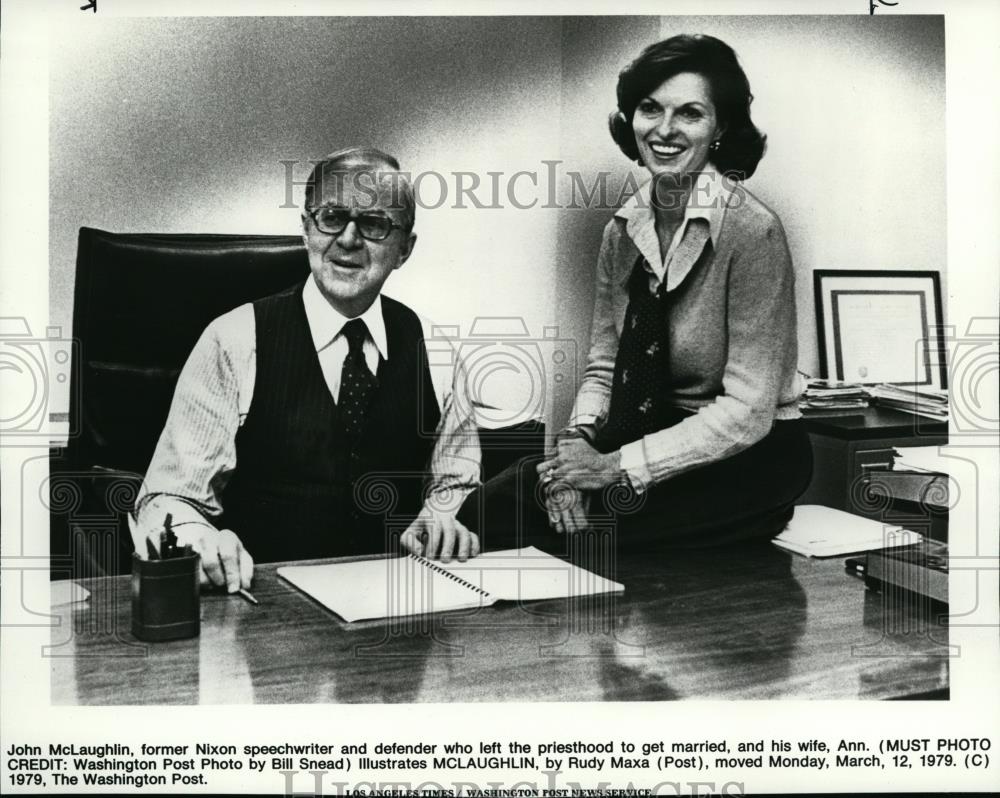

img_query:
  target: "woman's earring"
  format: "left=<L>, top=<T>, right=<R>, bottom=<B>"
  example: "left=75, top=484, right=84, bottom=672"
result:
left=710, top=140, right=721, bottom=152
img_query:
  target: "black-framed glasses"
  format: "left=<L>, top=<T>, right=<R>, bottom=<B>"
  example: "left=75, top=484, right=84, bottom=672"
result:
left=306, top=206, right=404, bottom=241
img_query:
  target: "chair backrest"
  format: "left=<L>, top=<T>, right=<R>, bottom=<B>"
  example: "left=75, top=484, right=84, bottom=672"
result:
left=67, top=227, right=310, bottom=475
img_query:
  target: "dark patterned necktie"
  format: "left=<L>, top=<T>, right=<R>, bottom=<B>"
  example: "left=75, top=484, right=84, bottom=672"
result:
left=339, top=318, right=378, bottom=437
left=593, top=259, right=671, bottom=453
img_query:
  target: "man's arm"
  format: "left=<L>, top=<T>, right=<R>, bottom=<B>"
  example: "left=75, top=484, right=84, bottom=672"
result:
left=133, top=305, right=255, bottom=590
left=401, top=325, right=482, bottom=561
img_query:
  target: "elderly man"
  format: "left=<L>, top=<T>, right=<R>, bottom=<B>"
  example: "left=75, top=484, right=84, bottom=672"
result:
left=133, top=147, right=481, bottom=592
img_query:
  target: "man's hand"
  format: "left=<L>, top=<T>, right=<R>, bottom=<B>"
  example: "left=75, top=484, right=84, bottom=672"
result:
left=146, top=523, right=253, bottom=593
left=400, top=508, right=480, bottom=563
left=544, top=481, right=590, bottom=534
left=537, top=437, right=622, bottom=491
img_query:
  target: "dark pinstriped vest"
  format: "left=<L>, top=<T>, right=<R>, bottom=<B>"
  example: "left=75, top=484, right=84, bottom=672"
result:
left=220, top=283, right=441, bottom=562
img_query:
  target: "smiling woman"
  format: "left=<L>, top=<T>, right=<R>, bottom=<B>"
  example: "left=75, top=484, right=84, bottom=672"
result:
left=459, top=34, right=812, bottom=550
left=548, top=33, right=811, bottom=545
left=630, top=72, right=721, bottom=185
left=608, top=34, right=767, bottom=182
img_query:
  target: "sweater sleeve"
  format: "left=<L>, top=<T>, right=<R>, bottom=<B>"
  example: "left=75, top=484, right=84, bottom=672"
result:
left=569, top=221, right=621, bottom=428
left=625, top=216, right=798, bottom=484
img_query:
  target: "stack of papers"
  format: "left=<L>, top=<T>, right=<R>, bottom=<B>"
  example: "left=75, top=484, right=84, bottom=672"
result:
left=773, top=505, right=922, bottom=558
left=799, top=379, right=869, bottom=411
left=867, top=384, right=949, bottom=420
left=797, top=380, right=950, bottom=419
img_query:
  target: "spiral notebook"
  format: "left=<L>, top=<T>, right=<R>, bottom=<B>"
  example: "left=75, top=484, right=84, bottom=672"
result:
left=277, top=546, right=624, bottom=623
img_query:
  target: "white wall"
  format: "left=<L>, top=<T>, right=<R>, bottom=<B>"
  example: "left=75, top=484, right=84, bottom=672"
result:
left=48, top=16, right=564, bottom=415
left=662, top=15, right=947, bottom=373
left=50, top=15, right=945, bottom=425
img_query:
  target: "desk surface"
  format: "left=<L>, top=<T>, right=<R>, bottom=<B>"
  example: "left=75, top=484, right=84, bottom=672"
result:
left=801, top=406, right=948, bottom=440
left=51, top=544, right=948, bottom=704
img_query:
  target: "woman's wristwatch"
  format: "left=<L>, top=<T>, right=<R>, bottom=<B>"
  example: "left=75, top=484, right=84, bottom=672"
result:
left=556, top=424, right=597, bottom=444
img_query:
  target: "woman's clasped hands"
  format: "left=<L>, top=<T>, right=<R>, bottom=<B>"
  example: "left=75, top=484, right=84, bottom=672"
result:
left=536, top=435, right=622, bottom=534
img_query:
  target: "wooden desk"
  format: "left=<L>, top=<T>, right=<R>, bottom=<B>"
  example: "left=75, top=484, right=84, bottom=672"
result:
left=50, top=544, right=948, bottom=704
left=799, top=407, right=949, bottom=532
left=800, top=406, right=948, bottom=441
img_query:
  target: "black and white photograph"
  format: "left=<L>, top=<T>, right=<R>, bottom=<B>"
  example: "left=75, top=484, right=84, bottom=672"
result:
left=1, top=1, right=998, bottom=795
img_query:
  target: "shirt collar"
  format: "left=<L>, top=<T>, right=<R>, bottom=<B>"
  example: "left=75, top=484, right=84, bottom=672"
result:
left=302, top=277, right=389, bottom=359
left=614, top=164, right=727, bottom=248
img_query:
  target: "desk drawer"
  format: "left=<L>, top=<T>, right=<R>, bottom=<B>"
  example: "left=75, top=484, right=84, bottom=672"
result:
left=866, top=471, right=950, bottom=508
left=853, top=446, right=896, bottom=475
left=848, top=446, right=898, bottom=516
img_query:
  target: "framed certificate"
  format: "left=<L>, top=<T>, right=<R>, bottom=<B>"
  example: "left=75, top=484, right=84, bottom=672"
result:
left=814, top=270, right=946, bottom=389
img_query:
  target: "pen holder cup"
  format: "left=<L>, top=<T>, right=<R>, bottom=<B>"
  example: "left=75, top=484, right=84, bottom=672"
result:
left=131, top=552, right=201, bottom=641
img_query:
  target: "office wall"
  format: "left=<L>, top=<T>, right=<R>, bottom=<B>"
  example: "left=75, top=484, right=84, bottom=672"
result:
left=553, top=15, right=946, bottom=426
left=50, top=16, right=945, bottom=426
left=48, top=16, right=564, bottom=416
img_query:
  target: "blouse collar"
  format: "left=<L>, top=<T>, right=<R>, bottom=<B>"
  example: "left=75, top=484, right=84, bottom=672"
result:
left=614, top=164, right=731, bottom=291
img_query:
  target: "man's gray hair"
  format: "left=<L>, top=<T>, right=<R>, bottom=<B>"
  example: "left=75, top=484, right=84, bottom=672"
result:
left=304, top=146, right=416, bottom=232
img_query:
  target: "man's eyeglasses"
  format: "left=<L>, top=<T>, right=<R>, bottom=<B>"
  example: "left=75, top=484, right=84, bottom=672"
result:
left=306, top=206, right=405, bottom=241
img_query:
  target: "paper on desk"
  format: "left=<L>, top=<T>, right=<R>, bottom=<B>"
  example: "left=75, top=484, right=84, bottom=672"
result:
left=893, top=446, right=952, bottom=475
left=278, top=556, right=488, bottom=623
left=434, top=546, right=624, bottom=601
left=51, top=581, right=91, bottom=607
left=277, top=547, right=623, bottom=623
left=773, top=505, right=922, bottom=558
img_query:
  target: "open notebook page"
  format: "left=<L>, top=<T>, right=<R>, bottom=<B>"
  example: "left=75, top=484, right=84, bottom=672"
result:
left=277, top=555, right=491, bottom=623
left=277, top=547, right=623, bottom=622
left=431, top=546, right=624, bottom=601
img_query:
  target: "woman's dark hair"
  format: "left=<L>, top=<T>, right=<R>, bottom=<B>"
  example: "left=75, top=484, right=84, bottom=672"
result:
left=609, top=34, right=766, bottom=181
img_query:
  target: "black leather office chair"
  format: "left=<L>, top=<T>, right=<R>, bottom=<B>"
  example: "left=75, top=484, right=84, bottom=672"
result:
left=52, top=228, right=310, bottom=576
left=52, top=227, right=545, bottom=577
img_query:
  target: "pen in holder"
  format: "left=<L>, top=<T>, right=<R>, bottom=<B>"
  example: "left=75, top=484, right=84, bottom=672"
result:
left=131, top=551, right=201, bottom=641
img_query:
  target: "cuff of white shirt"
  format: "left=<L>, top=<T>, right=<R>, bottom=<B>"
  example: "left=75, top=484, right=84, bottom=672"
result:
left=619, top=440, right=653, bottom=494
left=569, top=412, right=603, bottom=430
left=424, top=484, right=477, bottom=518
